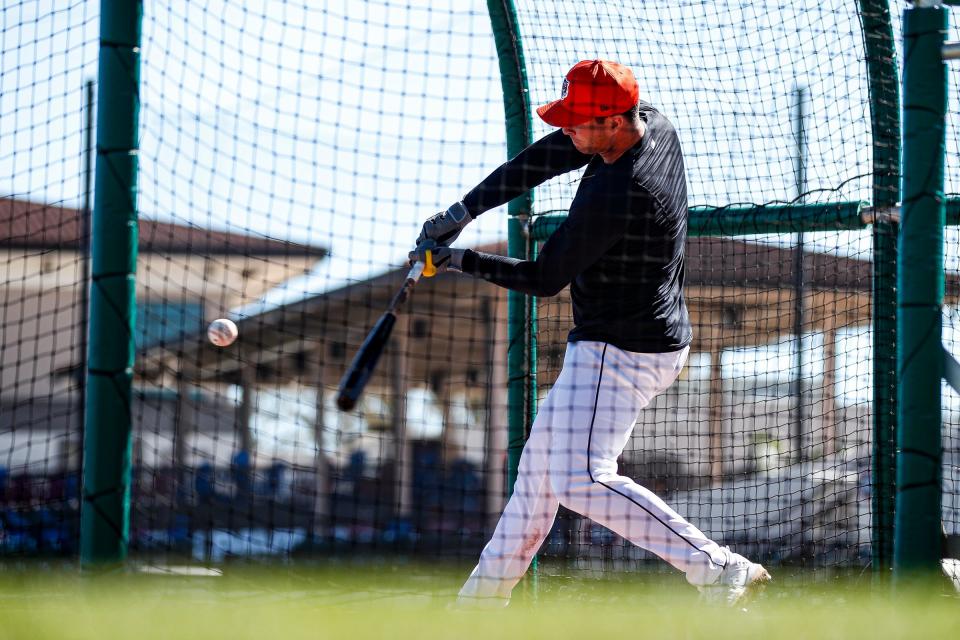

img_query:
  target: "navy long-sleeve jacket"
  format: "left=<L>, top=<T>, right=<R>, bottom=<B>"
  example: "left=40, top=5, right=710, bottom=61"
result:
left=459, top=101, right=691, bottom=353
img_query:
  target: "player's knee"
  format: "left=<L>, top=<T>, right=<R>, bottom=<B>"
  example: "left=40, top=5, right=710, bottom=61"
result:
left=547, top=466, right=591, bottom=507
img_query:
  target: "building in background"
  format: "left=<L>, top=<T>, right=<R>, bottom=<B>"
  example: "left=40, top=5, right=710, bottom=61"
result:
left=0, top=196, right=326, bottom=555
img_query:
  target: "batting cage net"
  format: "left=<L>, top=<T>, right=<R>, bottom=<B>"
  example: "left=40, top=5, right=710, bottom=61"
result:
left=1, top=0, right=958, bottom=592
left=524, top=3, right=878, bottom=578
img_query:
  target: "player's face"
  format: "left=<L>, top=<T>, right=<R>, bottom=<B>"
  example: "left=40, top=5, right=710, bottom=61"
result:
left=561, top=117, right=618, bottom=154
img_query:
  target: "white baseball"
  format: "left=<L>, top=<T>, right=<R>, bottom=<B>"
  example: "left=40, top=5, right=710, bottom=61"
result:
left=207, top=318, right=238, bottom=347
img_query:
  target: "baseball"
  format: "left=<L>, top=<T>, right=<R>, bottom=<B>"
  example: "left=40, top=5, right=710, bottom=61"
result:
left=207, top=318, right=238, bottom=347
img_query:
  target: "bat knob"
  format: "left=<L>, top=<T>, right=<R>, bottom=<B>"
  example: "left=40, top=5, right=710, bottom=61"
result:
left=336, top=394, right=356, bottom=412
left=422, top=249, right=437, bottom=277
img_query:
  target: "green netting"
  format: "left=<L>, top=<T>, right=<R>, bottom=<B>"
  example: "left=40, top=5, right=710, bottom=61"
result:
left=0, top=0, right=955, bottom=597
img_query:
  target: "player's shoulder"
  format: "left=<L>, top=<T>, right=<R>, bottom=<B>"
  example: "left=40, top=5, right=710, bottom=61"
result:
left=638, top=101, right=678, bottom=138
left=629, top=102, right=685, bottom=197
left=638, top=99, right=658, bottom=117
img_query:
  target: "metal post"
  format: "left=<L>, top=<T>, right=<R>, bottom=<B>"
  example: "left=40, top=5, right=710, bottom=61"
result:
left=312, top=370, right=329, bottom=542
left=708, top=346, right=723, bottom=485
left=793, top=86, right=807, bottom=466
left=857, top=0, right=901, bottom=576
left=790, top=85, right=810, bottom=563
left=486, top=0, right=534, bottom=497
left=78, top=79, right=93, bottom=476
left=391, top=317, right=412, bottom=519
left=821, top=325, right=838, bottom=457
left=484, top=296, right=508, bottom=525
left=80, top=0, right=142, bottom=568
left=895, top=0, right=947, bottom=577
left=486, top=0, right=536, bottom=591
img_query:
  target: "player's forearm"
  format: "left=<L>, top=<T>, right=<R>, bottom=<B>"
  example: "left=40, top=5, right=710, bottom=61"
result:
left=460, top=130, right=590, bottom=217
left=459, top=202, right=622, bottom=295
left=460, top=249, right=568, bottom=297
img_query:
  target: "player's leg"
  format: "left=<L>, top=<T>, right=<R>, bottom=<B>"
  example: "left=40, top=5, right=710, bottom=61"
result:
left=457, top=393, right=561, bottom=604
left=546, top=341, right=729, bottom=586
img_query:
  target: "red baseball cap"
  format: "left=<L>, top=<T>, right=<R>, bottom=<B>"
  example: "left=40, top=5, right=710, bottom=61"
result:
left=536, top=60, right=640, bottom=128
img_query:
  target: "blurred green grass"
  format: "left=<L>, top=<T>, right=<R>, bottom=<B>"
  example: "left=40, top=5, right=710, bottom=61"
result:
left=0, top=567, right=957, bottom=640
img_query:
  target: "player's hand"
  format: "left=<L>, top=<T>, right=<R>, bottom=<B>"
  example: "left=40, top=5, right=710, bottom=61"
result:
left=416, top=201, right=472, bottom=247
left=408, top=244, right=464, bottom=273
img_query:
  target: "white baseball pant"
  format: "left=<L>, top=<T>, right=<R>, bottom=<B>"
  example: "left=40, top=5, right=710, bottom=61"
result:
left=459, top=340, right=728, bottom=602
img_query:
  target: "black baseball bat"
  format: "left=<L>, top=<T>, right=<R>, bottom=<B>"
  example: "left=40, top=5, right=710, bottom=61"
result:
left=336, top=257, right=431, bottom=411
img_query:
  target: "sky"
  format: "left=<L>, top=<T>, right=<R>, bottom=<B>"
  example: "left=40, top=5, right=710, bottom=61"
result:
left=5, top=0, right=960, bottom=434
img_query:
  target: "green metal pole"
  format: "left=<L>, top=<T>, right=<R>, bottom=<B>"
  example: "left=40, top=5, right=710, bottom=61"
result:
left=530, top=202, right=868, bottom=241
left=486, top=0, right=536, bottom=591
left=485, top=0, right=534, bottom=503
left=894, top=1, right=946, bottom=577
left=858, top=0, right=901, bottom=576
left=80, top=0, right=142, bottom=568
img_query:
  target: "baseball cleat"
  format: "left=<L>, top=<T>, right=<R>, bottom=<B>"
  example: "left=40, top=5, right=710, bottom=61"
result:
left=698, top=547, right=772, bottom=607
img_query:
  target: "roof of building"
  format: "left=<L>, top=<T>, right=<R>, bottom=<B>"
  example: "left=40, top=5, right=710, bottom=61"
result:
left=0, top=197, right=327, bottom=257
left=143, top=231, right=960, bottom=384
left=687, top=236, right=869, bottom=290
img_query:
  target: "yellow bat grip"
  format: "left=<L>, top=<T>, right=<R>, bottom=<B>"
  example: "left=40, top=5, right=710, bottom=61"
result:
left=422, top=249, right=437, bottom=278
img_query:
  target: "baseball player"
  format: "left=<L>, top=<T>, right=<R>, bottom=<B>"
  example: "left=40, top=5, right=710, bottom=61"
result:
left=411, top=60, right=770, bottom=606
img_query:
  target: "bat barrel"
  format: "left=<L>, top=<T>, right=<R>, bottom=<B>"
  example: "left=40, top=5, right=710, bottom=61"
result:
left=335, top=312, right=397, bottom=411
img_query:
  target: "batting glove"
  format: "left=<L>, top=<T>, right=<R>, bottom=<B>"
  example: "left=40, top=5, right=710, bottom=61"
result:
left=408, top=244, right=465, bottom=273
left=416, top=201, right=472, bottom=247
